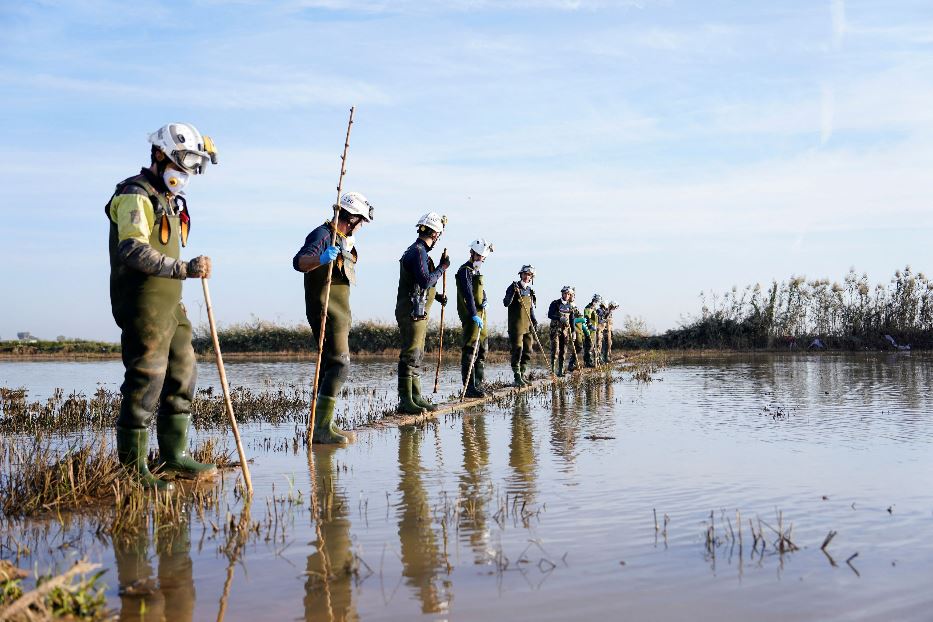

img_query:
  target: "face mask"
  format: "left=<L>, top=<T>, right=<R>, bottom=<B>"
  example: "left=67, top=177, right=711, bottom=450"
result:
left=340, top=235, right=355, bottom=253
left=163, top=168, right=189, bottom=194
left=472, top=260, right=483, bottom=270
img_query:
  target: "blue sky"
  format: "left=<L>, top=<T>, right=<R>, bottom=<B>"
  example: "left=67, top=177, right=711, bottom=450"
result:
left=2, top=0, right=933, bottom=340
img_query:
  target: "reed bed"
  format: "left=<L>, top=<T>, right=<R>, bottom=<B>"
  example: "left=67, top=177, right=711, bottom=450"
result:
left=629, top=266, right=933, bottom=350
left=0, top=433, right=234, bottom=519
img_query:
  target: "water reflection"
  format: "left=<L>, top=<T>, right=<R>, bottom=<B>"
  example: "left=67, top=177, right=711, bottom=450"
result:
left=305, top=448, right=357, bottom=622
left=459, top=415, right=492, bottom=564
left=507, top=397, right=537, bottom=503
left=549, top=386, right=580, bottom=467
left=114, top=520, right=195, bottom=622
left=397, top=427, right=452, bottom=614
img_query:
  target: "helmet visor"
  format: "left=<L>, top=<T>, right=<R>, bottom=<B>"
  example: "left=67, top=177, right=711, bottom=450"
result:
left=175, top=150, right=209, bottom=173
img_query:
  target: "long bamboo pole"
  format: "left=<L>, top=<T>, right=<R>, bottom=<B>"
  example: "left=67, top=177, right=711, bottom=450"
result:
left=459, top=320, right=482, bottom=402
left=201, top=278, right=253, bottom=497
left=433, top=247, right=448, bottom=393
left=308, top=106, right=355, bottom=445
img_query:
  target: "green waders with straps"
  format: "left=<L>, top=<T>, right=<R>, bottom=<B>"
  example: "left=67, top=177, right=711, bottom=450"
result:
left=457, top=261, right=488, bottom=398
left=395, top=254, right=440, bottom=415
left=583, top=303, right=599, bottom=368
left=303, top=223, right=357, bottom=444
left=506, top=283, right=536, bottom=387
left=108, top=173, right=215, bottom=491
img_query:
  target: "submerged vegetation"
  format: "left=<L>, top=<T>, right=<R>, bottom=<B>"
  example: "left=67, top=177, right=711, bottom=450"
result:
left=625, top=266, right=933, bottom=350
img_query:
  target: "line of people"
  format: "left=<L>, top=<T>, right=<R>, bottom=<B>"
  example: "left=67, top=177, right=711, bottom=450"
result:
left=104, top=123, right=623, bottom=491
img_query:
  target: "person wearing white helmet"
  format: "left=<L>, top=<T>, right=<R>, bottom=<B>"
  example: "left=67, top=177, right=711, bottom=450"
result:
left=503, top=264, right=538, bottom=387
left=583, top=294, right=604, bottom=368
left=395, top=212, right=451, bottom=414
left=455, top=238, right=493, bottom=397
left=293, top=191, right=374, bottom=444
left=106, top=122, right=219, bottom=491
left=547, top=286, right=579, bottom=377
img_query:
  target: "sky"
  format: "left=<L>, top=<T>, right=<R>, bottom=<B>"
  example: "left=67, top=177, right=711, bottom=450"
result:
left=2, top=0, right=933, bottom=341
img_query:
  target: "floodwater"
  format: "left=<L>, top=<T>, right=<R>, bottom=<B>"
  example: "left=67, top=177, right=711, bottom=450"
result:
left=2, top=353, right=933, bottom=621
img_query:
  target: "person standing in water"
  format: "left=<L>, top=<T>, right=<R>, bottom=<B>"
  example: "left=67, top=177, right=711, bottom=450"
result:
left=107, top=122, right=219, bottom=490
left=293, top=191, right=374, bottom=444
left=395, top=212, right=450, bottom=414
left=456, top=239, right=493, bottom=398
left=503, top=265, right=538, bottom=387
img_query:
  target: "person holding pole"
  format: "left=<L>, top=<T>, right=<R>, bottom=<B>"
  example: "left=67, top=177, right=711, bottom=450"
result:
left=503, top=265, right=538, bottom=387
left=583, top=294, right=603, bottom=368
left=456, top=239, right=493, bottom=398
left=293, top=191, right=374, bottom=444
left=395, top=212, right=450, bottom=414
left=106, top=122, right=219, bottom=491
left=547, top=286, right=576, bottom=377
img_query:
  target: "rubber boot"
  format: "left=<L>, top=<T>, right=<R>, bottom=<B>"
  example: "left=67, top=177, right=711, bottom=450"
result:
left=556, top=358, right=564, bottom=378
left=512, top=366, right=524, bottom=387
left=398, top=377, right=427, bottom=415
left=410, top=376, right=437, bottom=412
left=156, top=415, right=218, bottom=480
left=312, top=395, right=351, bottom=445
left=116, top=427, right=174, bottom=491
left=462, top=357, right=484, bottom=399
left=520, top=363, right=531, bottom=386
left=472, top=359, right=487, bottom=397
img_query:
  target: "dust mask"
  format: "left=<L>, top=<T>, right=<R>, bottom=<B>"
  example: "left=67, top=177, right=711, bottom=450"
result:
left=163, top=169, right=189, bottom=194
left=340, top=235, right=355, bottom=253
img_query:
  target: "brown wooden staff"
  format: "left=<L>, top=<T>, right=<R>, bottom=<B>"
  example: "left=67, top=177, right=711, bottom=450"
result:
left=308, top=106, right=355, bottom=444
left=201, top=278, right=253, bottom=497
left=433, top=247, right=448, bottom=393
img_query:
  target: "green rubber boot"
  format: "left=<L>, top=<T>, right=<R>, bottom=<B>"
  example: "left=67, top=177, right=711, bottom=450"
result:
left=156, top=415, right=218, bottom=480
left=520, top=363, right=531, bottom=386
left=312, top=395, right=351, bottom=445
left=397, top=377, right=427, bottom=415
left=116, top=427, right=174, bottom=491
left=410, top=376, right=437, bottom=412
left=512, top=365, right=525, bottom=387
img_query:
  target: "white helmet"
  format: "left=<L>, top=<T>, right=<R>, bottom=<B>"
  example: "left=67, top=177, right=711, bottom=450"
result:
left=608, top=300, right=619, bottom=309
left=519, top=264, right=535, bottom=276
left=561, top=285, right=574, bottom=295
left=336, top=191, right=374, bottom=222
left=469, top=238, right=494, bottom=258
left=148, top=122, right=217, bottom=174
left=417, top=212, right=447, bottom=233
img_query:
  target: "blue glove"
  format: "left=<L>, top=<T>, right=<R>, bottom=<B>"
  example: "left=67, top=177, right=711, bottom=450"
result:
left=472, top=315, right=484, bottom=329
left=319, top=245, right=339, bottom=265
left=574, top=317, right=587, bottom=326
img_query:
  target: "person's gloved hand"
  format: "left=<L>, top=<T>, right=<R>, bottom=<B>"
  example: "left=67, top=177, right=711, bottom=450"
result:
left=436, top=293, right=448, bottom=307
left=439, top=253, right=451, bottom=270
left=319, top=245, right=339, bottom=265
left=186, top=255, right=212, bottom=278
left=472, top=315, right=484, bottom=329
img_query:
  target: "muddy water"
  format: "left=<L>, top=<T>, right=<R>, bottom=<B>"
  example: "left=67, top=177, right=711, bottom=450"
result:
left=3, top=353, right=933, bottom=621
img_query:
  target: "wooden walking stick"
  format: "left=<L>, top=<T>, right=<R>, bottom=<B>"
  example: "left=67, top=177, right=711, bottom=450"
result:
left=201, top=278, right=253, bottom=497
left=459, top=318, right=483, bottom=402
left=433, top=247, right=448, bottom=393
left=308, top=106, right=355, bottom=445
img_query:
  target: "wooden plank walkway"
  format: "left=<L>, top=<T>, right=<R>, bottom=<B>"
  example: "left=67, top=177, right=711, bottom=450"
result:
left=361, top=357, right=622, bottom=430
